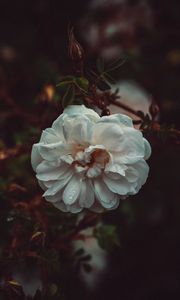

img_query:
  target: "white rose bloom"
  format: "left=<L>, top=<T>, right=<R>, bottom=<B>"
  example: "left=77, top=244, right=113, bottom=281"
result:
left=31, top=105, right=151, bottom=213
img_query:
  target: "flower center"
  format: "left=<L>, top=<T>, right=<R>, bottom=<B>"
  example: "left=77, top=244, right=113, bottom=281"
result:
left=90, top=148, right=110, bottom=167
left=74, top=146, right=110, bottom=178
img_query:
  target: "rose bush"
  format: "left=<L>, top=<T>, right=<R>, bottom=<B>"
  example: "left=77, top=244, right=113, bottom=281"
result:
left=31, top=105, right=151, bottom=213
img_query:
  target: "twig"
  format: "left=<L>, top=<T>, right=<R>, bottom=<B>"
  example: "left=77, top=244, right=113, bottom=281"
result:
left=110, top=98, right=144, bottom=120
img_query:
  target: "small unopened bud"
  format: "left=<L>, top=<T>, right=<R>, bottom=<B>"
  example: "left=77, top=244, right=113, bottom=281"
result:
left=149, top=101, right=159, bottom=120
left=68, top=27, right=85, bottom=75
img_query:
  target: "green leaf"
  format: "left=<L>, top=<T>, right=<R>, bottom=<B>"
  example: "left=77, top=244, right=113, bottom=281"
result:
left=97, top=79, right=111, bottom=91
left=62, top=84, right=75, bottom=108
left=102, top=72, right=116, bottom=85
left=56, top=76, right=74, bottom=86
left=74, top=77, right=89, bottom=92
left=107, top=57, right=126, bottom=72
left=56, top=80, right=74, bottom=89
left=94, top=225, right=120, bottom=251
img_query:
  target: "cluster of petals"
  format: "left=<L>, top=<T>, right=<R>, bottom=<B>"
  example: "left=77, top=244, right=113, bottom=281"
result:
left=31, top=105, right=151, bottom=213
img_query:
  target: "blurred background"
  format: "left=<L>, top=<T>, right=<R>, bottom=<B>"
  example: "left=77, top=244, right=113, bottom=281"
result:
left=0, top=0, right=180, bottom=299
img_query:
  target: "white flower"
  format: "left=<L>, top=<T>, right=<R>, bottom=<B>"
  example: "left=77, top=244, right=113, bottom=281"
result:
left=31, top=105, right=151, bottom=213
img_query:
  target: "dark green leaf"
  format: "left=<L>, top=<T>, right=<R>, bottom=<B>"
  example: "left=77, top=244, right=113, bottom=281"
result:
left=107, top=57, right=126, bottom=72
left=74, top=77, right=89, bottom=92
left=94, top=225, right=120, bottom=251
left=97, top=57, right=105, bottom=73
left=102, top=72, right=116, bottom=85
left=56, top=76, right=74, bottom=83
left=97, top=79, right=111, bottom=91
left=56, top=80, right=73, bottom=88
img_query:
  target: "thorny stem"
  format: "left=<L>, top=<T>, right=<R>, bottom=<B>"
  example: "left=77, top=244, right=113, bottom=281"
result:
left=86, top=83, right=144, bottom=121
left=111, top=99, right=180, bottom=139
left=110, top=98, right=143, bottom=120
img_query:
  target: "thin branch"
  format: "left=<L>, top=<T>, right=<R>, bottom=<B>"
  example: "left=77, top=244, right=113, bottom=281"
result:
left=110, top=98, right=144, bottom=120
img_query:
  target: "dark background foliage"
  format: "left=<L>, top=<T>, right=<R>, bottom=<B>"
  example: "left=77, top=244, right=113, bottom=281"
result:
left=0, top=0, right=180, bottom=299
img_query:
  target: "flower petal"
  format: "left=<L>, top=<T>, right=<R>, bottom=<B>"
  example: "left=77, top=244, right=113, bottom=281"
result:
left=79, top=180, right=95, bottom=208
left=62, top=176, right=81, bottom=205
left=98, top=114, right=133, bottom=127
left=92, top=123, right=123, bottom=151
left=133, top=159, right=149, bottom=192
left=36, top=160, right=62, bottom=181
left=43, top=173, right=72, bottom=197
left=62, top=116, right=92, bottom=144
left=125, top=166, right=139, bottom=183
left=78, top=180, right=86, bottom=208
left=38, top=180, right=47, bottom=191
left=112, top=128, right=146, bottom=164
left=39, top=178, right=62, bottom=190
left=90, top=201, right=105, bottom=213
left=103, top=175, right=136, bottom=195
left=143, top=138, right=151, bottom=160
left=40, top=128, right=63, bottom=144
left=92, top=124, right=144, bottom=163
left=68, top=203, right=83, bottom=213
left=105, top=162, right=127, bottom=176
left=94, top=179, right=119, bottom=209
left=53, top=201, right=68, bottom=212
left=101, top=197, right=119, bottom=209
left=86, top=180, right=95, bottom=208
left=31, top=144, right=42, bottom=171
left=86, top=166, right=102, bottom=178
left=63, top=105, right=100, bottom=121
left=54, top=201, right=83, bottom=213
left=38, top=142, right=67, bottom=161
left=45, top=191, right=63, bottom=203
left=51, top=115, right=66, bottom=138
left=60, top=154, right=74, bottom=165
left=107, top=199, right=120, bottom=210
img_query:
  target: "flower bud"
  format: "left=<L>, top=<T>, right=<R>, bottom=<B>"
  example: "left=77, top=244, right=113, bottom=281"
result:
left=149, top=101, right=159, bottom=119
left=68, top=28, right=85, bottom=74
